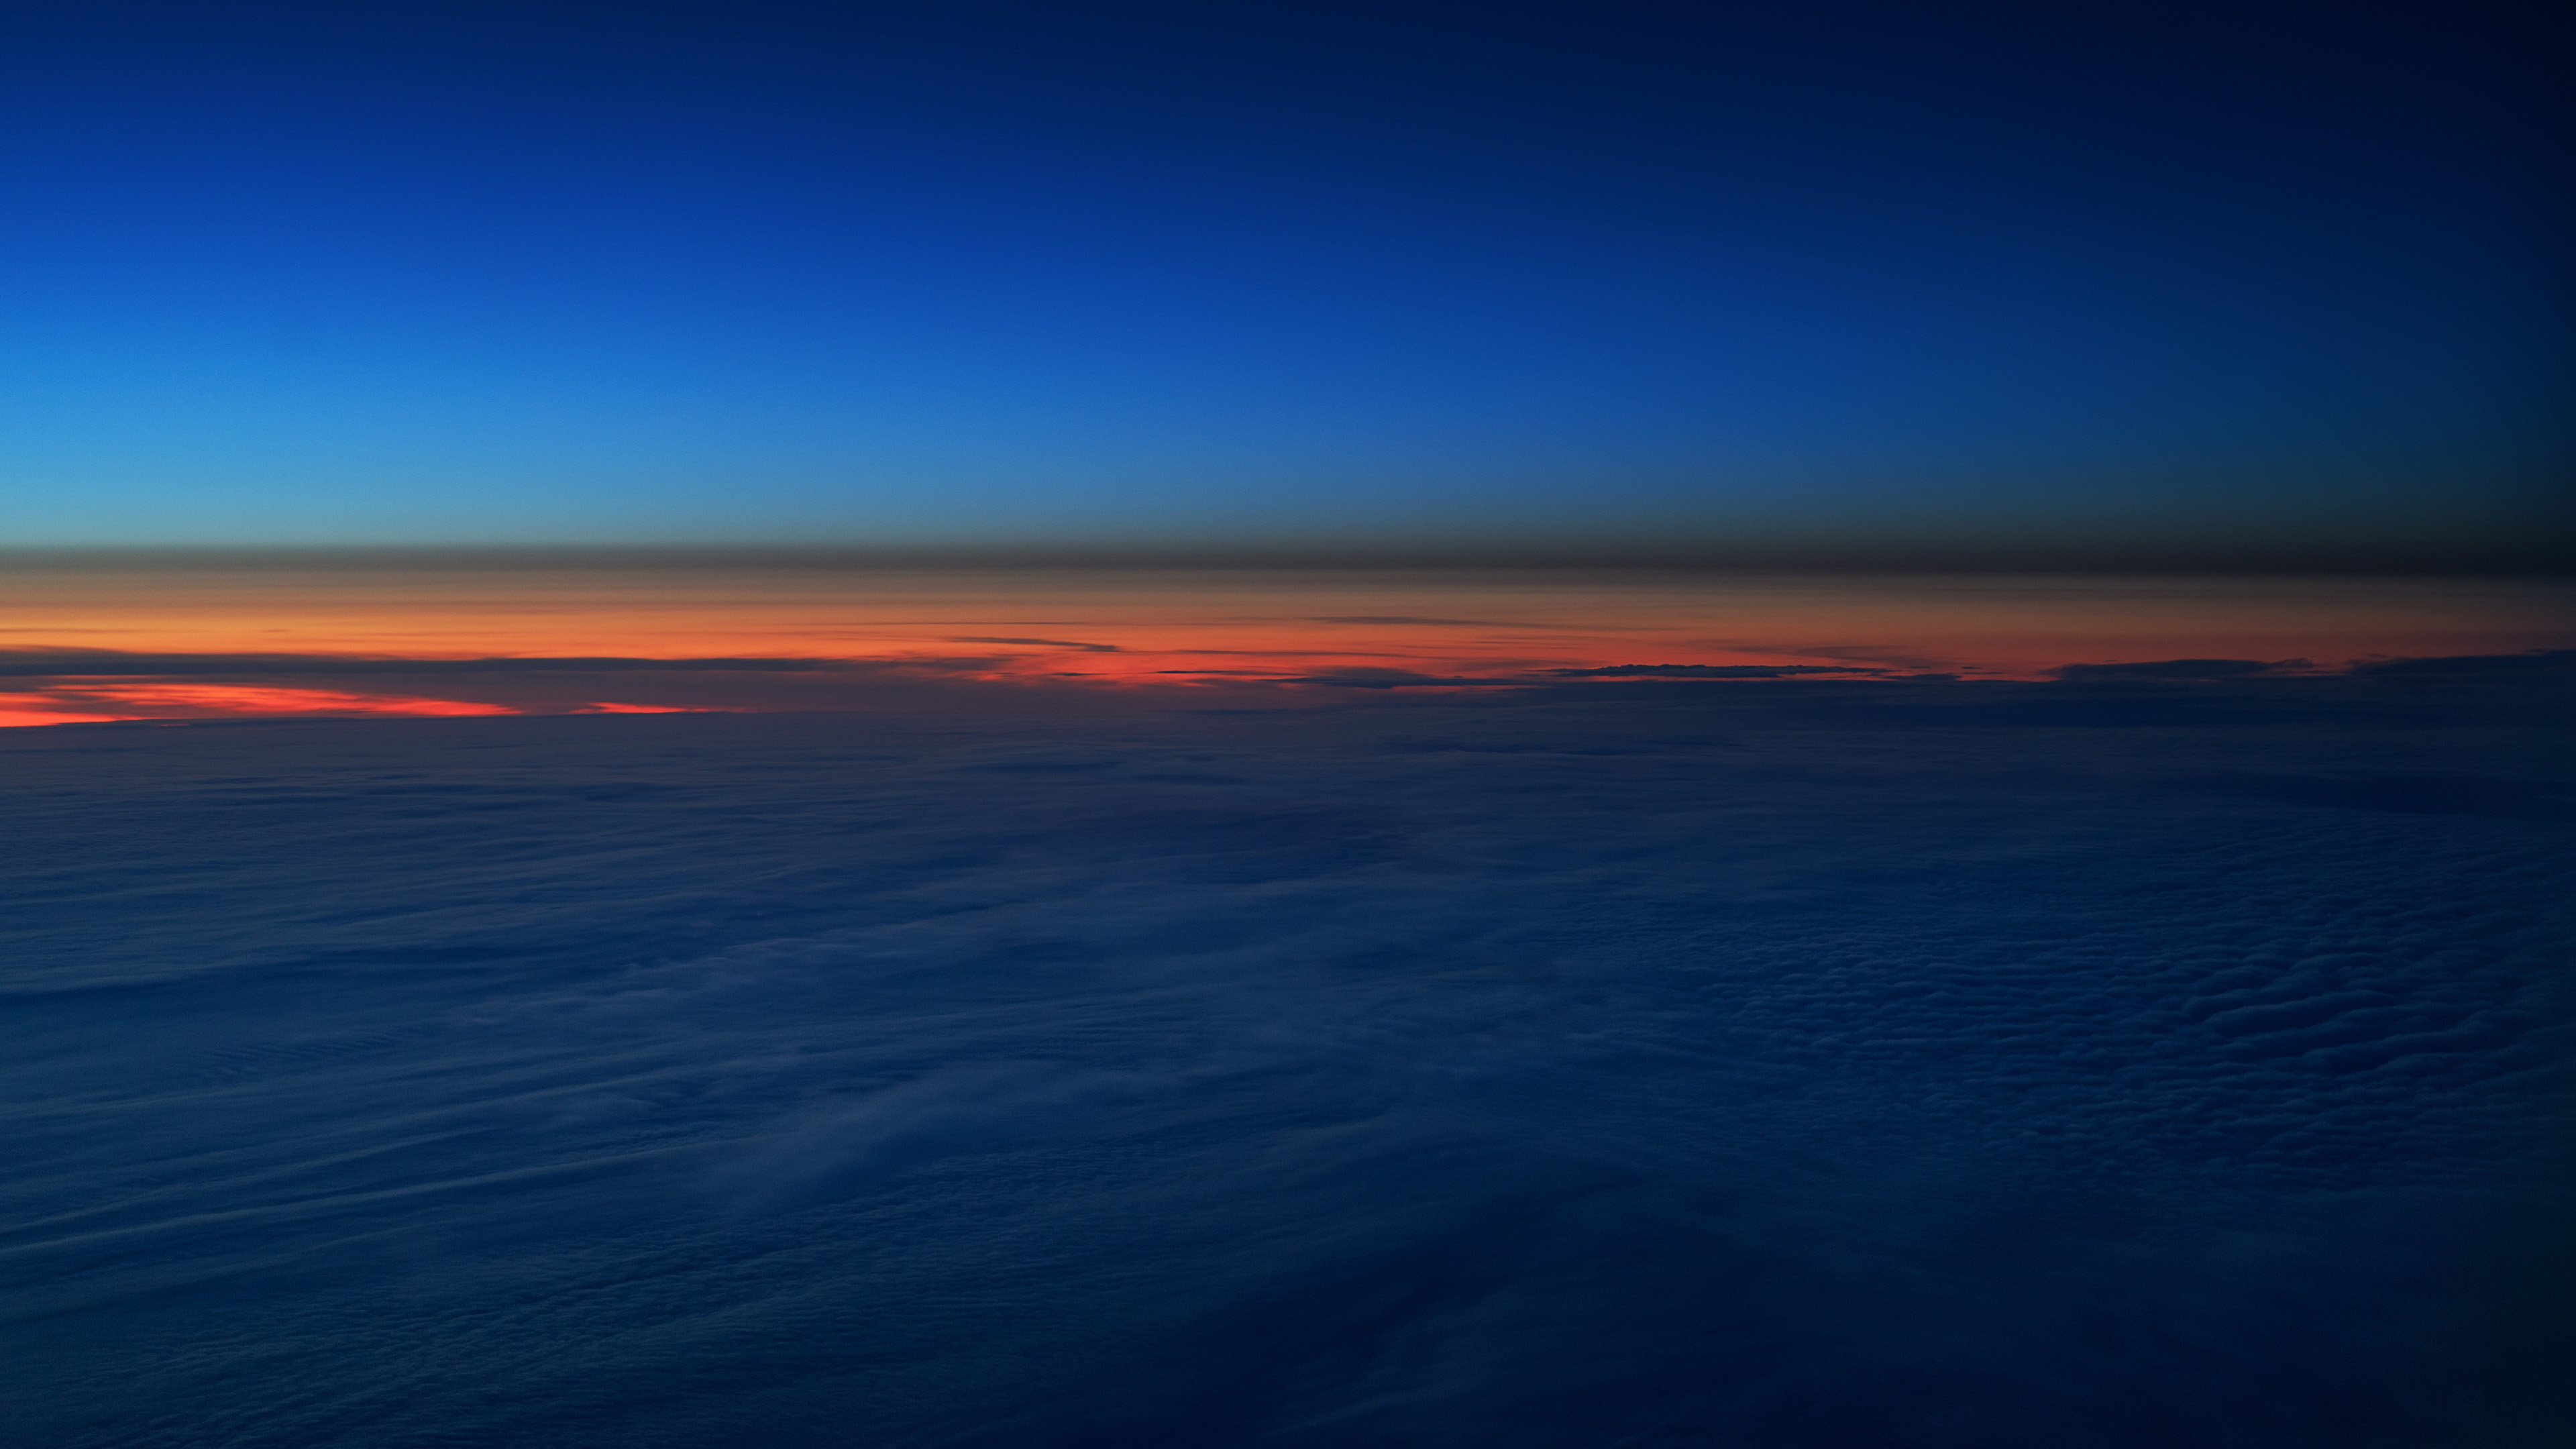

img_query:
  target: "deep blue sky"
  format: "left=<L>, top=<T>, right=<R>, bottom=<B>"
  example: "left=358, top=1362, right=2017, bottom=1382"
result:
left=3, top=1, right=2565, bottom=559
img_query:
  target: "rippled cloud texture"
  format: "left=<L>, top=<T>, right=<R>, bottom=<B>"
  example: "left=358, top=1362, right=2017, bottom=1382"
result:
left=6, top=663, right=2571, bottom=1446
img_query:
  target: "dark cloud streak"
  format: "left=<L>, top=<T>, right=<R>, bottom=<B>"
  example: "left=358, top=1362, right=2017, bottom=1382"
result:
left=943, top=637, right=1123, bottom=652
left=0, top=649, right=848, bottom=677
left=1546, top=663, right=1874, bottom=679
left=2050, top=659, right=2310, bottom=680
left=2348, top=648, right=2576, bottom=676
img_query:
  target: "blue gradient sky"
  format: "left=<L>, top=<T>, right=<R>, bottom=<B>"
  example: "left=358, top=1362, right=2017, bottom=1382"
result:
left=3, top=1, right=2565, bottom=558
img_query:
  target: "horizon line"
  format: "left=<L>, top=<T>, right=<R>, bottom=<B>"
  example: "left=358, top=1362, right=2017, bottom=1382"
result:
left=5, top=541, right=2573, bottom=576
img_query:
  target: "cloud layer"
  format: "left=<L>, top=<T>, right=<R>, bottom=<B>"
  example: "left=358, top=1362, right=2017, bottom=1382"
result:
left=3, top=673, right=2569, bottom=1446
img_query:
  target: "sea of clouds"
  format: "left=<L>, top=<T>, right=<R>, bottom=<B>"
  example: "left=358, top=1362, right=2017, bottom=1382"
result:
left=4, top=669, right=2570, bottom=1446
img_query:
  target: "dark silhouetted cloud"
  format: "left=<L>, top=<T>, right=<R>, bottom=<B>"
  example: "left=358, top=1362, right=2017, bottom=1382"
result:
left=2049, top=658, right=2311, bottom=680
left=1545, top=663, right=1872, bottom=679
left=1291, top=667, right=1527, bottom=688
left=2348, top=648, right=2576, bottom=676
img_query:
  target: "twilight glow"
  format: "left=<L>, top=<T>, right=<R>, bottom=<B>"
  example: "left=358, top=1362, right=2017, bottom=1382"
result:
left=1, top=557, right=2568, bottom=724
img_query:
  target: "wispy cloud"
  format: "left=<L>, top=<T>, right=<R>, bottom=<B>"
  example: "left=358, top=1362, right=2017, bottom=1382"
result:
left=942, top=637, right=1124, bottom=653
left=1304, top=616, right=1642, bottom=631
left=1703, top=642, right=1962, bottom=672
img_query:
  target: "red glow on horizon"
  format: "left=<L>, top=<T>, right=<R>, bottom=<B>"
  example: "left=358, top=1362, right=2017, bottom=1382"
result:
left=0, top=704, right=144, bottom=728
left=0, top=568, right=2564, bottom=727
left=5, top=682, right=518, bottom=724
left=0, top=689, right=729, bottom=728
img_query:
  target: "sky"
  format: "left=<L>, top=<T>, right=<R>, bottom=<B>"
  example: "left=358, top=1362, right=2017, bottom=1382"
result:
left=3, top=0, right=2567, bottom=564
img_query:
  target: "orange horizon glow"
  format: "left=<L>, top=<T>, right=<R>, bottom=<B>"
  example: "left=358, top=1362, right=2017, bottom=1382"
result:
left=0, top=705, right=143, bottom=728
left=2, top=565, right=2568, bottom=727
